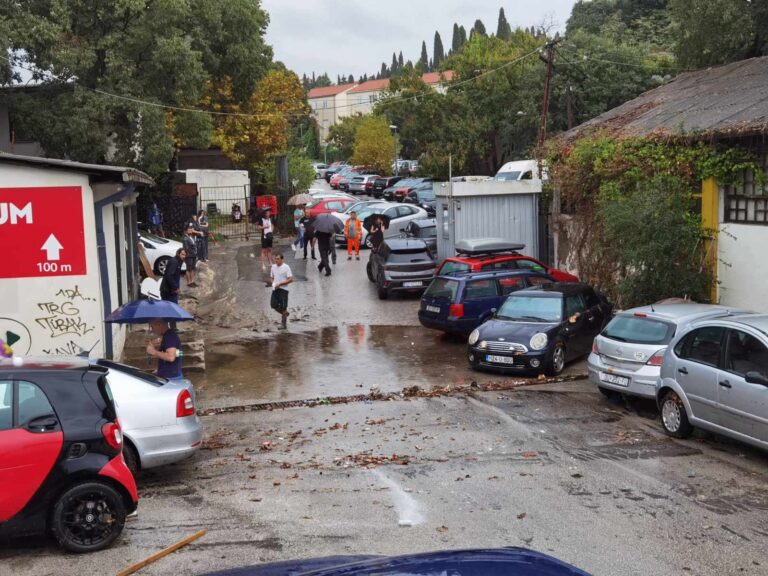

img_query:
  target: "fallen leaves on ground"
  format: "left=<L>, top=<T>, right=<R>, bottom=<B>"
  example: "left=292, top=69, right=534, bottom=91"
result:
left=436, top=526, right=449, bottom=533
left=517, top=512, right=527, bottom=520
left=522, top=451, right=538, bottom=459
left=334, top=452, right=413, bottom=469
left=201, top=429, right=233, bottom=450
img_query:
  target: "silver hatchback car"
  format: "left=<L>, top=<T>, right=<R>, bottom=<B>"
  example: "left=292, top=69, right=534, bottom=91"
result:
left=656, top=314, right=768, bottom=451
left=588, top=304, right=742, bottom=399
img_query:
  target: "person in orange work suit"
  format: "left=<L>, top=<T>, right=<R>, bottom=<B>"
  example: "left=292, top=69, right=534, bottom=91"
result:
left=344, top=211, right=363, bottom=260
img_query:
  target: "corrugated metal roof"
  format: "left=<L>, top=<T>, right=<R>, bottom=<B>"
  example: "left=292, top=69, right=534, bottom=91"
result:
left=0, top=152, right=154, bottom=184
left=563, top=56, right=768, bottom=141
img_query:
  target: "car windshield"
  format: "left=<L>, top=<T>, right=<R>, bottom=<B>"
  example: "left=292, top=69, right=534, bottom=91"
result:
left=497, top=295, right=562, bottom=322
left=494, top=171, right=521, bottom=181
left=356, top=206, right=387, bottom=219
left=141, top=232, right=170, bottom=244
left=440, top=261, right=471, bottom=275
left=424, top=278, right=459, bottom=301
left=602, top=315, right=675, bottom=345
left=387, top=249, right=432, bottom=263
left=342, top=201, right=373, bottom=214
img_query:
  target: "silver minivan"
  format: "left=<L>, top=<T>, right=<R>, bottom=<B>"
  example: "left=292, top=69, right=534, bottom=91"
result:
left=656, top=314, right=768, bottom=451
left=588, top=304, right=742, bottom=399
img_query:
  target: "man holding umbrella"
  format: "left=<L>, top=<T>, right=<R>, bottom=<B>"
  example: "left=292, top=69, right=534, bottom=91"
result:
left=146, top=319, right=183, bottom=379
left=313, top=213, right=344, bottom=276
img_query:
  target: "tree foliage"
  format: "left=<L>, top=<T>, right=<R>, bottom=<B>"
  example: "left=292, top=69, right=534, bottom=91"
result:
left=471, top=19, right=487, bottom=38
left=327, top=113, right=366, bottom=159
left=351, top=115, right=396, bottom=174
left=433, top=32, right=445, bottom=69
left=1, top=0, right=274, bottom=176
left=496, top=8, right=512, bottom=40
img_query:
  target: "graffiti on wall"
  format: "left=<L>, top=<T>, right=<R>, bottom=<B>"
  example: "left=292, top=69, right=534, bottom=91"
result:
left=34, top=285, right=97, bottom=339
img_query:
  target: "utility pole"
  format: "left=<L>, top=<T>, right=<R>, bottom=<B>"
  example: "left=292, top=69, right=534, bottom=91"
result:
left=566, top=84, right=574, bottom=130
left=537, top=39, right=560, bottom=149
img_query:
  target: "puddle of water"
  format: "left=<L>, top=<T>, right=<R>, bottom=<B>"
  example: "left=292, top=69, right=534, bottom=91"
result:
left=190, top=325, right=482, bottom=407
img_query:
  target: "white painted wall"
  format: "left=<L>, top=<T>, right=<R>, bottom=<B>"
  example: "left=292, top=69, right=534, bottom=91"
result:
left=717, top=222, right=768, bottom=312
left=0, top=165, right=105, bottom=358
left=179, top=169, right=250, bottom=211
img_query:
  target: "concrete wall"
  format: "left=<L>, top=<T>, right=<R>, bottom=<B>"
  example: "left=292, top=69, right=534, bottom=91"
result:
left=0, top=166, right=106, bottom=358
left=435, top=180, right=542, bottom=261
left=717, top=222, right=768, bottom=312
left=179, top=169, right=250, bottom=211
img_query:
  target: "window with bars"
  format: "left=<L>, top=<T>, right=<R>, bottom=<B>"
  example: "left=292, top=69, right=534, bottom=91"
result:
left=724, top=149, right=768, bottom=224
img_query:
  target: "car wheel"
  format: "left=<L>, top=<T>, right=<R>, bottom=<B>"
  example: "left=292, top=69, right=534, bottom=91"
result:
left=376, top=273, right=388, bottom=300
left=154, top=256, right=170, bottom=276
left=122, top=442, right=140, bottom=477
left=660, top=391, right=693, bottom=438
left=366, top=261, right=375, bottom=283
left=545, top=342, right=566, bottom=376
left=51, top=481, right=127, bottom=553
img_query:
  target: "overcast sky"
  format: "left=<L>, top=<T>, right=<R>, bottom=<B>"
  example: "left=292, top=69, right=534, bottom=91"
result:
left=261, top=0, right=579, bottom=80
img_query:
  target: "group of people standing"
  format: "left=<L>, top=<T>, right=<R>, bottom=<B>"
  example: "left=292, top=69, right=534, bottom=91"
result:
left=160, top=210, right=210, bottom=303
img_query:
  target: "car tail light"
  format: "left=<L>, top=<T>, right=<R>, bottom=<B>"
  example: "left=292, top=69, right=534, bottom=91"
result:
left=634, top=312, right=648, bottom=318
left=102, top=421, right=123, bottom=450
left=449, top=304, right=464, bottom=318
left=646, top=349, right=665, bottom=366
left=592, top=341, right=598, bottom=354
left=177, top=389, right=195, bottom=417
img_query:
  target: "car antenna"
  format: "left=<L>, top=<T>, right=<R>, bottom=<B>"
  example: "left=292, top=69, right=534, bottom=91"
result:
left=650, top=303, right=655, bottom=313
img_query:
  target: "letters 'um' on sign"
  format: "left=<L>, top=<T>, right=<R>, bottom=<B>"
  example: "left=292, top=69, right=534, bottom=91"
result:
left=0, top=187, right=87, bottom=279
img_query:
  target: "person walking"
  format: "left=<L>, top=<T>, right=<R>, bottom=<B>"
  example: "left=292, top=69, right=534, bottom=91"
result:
left=270, top=253, right=293, bottom=330
left=292, top=205, right=304, bottom=252
left=344, top=211, right=362, bottom=260
left=148, top=203, right=164, bottom=236
left=316, top=230, right=332, bottom=276
left=182, top=224, right=198, bottom=287
left=197, top=209, right=210, bottom=262
left=300, top=208, right=316, bottom=260
left=258, top=207, right=275, bottom=272
left=160, top=248, right=186, bottom=303
left=146, top=319, right=183, bottom=379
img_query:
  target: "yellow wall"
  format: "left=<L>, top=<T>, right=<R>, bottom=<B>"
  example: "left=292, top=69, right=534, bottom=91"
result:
left=700, top=177, right=719, bottom=303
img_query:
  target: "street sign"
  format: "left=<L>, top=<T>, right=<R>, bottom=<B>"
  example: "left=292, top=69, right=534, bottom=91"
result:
left=0, top=186, right=87, bottom=279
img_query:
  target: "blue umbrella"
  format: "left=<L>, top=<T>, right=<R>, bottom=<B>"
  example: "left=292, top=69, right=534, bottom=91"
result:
left=104, top=299, right=195, bottom=324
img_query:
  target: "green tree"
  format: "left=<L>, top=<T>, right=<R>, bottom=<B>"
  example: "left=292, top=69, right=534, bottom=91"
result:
left=433, top=32, right=445, bottom=69
left=471, top=19, right=487, bottom=38
left=418, top=41, right=429, bottom=72
left=451, top=23, right=462, bottom=53
left=328, top=113, right=366, bottom=159
left=351, top=115, right=397, bottom=174
left=2, top=0, right=273, bottom=176
left=496, top=7, right=512, bottom=40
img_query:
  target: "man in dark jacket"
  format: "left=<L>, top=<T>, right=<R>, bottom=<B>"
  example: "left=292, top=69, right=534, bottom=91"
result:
left=300, top=208, right=316, bottom=260
left=161, top=248, right=186, bottom=303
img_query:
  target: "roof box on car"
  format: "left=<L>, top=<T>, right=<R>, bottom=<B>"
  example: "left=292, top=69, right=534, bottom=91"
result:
left=454, top=238, right=525, bottom=255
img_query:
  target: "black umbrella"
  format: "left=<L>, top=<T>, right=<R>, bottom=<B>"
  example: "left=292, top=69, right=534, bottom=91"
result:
left=312, top=213, right=344, bottom=234
left=363, top=213, right=390, bottom=232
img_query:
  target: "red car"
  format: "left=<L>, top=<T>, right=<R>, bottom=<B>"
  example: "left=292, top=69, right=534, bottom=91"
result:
left=308, top=196, right=356, bottom=217
left=0, top=358, right=138, bottom=552
left=437, top=239, right=579, bottom=283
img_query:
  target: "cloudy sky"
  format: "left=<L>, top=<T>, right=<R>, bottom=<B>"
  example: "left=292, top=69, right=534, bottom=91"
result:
left=261, top=0, right=579, bottom=80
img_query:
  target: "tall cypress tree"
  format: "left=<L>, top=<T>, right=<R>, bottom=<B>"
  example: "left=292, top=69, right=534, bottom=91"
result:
left=496, top=8, right=511, bottom=40
left=471, top=19, right=487, bottom=38
left=398, top=51, right=404, bottom=70
left=433, top=31, right=445, bottom=68
left=418, top=40, right=429, bottom=72
left=451, top=23, right=461, bottom=53
left=459, top=25, right=468, bottom=47
left=380, top=62, right=389, bottom=78
left=391, top=52, right=399, bottom=75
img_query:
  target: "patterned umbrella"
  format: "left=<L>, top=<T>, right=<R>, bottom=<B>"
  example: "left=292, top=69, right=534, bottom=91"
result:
left=288, top=193, right=313, bottom=206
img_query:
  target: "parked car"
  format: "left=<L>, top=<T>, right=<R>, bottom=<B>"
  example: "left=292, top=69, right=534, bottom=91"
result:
left=138, top=231, right=183, bottom=276
left=419, top=270, right=554, bottom=336
left=403, top=218, right=437, bottom=255
left=348, top=174, right=379, bottom=195
left=656, top=314, right=768, bottom=451
left=383, top=177, right=422, bottom=201
left=312, top=163, right=329, bottom=178
left=334, top=203, right=429, bottom=248
left=335, top=200, right=382, bottom=216
left=467, top=283, right=612, bottom=376
left=438, top=238, right=580, bottom=283
left=338, top=171, right=360, bottom=192
left=393, top=178, right=434, bottom=202
left=330, top=167, right=354, bottom=189
left=0, top=357, right=138, bottom=552
left=308, top=191, right=356, bottom=201
left=367, top=238, right=437, bottom=299
left=589, top=304, right=743, bottom=400
left=202, top=547, right=591, bottom=576
left=494, top=159, right=547, bottom=181
left=324, top=162, right=348, bottom=183
left=372, top=176, right=403, bottom=198
left=308, top=196, right=356, bottom=217
left=404, top=182, right=436, bottom=215
left=95, top=359, right=202, bottom=475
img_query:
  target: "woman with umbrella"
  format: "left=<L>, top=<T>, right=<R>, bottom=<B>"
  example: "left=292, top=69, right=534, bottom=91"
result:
left=363, top=214, right=389, bottom=252
left=288, top=193, right=312, bottom=252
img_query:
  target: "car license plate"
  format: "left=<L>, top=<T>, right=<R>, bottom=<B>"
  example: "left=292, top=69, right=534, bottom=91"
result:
left=486, top=355, right=516, bottom=365
left=426, top=305, right=441, bottom=313
left=403, top=281, right=423, bottom=288
left=599, top=372, right=630, bottom=387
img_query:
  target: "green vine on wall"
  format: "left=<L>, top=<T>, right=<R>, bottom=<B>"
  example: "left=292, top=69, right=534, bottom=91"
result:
left=547, top=133, right=763, bottom=308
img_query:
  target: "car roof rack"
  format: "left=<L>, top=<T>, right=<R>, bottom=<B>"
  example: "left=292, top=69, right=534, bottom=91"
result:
left=454, top=238, right=526, bottom=256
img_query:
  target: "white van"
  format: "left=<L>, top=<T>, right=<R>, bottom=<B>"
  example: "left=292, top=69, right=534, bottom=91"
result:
left=494, top=159, right=547, bottom=181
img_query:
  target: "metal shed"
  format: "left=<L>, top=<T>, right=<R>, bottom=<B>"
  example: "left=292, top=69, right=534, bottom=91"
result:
left=435, top=179, right=543, bottom=262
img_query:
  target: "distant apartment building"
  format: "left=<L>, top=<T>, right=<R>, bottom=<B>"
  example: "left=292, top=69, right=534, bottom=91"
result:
left=308, top=72, right=454, bottom=140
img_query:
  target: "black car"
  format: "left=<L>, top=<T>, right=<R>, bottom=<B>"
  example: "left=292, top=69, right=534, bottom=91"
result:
left=404, top=183, right=436, bottom=215
left=403, top=218, right=437, bottom=255
left=0, top=358, right=138, bottom=552
left=468, top=283, right=612, bottom=376
left=367, top=238, right=437, bottom=299
left=372, top=176, right=403, bottom=199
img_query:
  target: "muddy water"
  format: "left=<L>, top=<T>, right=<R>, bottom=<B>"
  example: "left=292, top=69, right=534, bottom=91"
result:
left=190, top=325, right=486, bottom=407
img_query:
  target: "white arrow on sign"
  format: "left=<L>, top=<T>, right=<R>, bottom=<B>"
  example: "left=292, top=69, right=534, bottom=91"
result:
left=41, top=233, right=63, bottom=261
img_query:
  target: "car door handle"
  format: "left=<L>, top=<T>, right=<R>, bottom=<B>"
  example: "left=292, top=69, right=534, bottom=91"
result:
left=719, top=380, right=732, bottom=389
left=678, top=367, right=688, bottom=375
left=27, top=415, right=58, bottom=432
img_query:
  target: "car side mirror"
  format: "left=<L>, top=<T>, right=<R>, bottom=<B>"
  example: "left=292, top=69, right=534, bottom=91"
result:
left=745, top=371, right=768, bottom=387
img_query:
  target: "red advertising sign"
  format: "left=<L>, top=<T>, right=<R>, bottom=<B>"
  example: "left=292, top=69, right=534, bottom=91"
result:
left=0, top=187, right=87, bottom=279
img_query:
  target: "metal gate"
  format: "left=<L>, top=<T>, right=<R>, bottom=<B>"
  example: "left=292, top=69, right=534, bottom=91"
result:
left=199, top=185, right=256, bottom=240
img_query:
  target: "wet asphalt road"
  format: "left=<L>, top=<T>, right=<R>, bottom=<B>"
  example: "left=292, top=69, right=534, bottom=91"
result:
left=2, top=180, right=768, bottom=575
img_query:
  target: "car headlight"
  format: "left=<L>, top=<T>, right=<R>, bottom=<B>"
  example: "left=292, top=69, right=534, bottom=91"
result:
left=529, top=333, right=548, bottom=350
left=468, top=329, right=480, bottom=345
